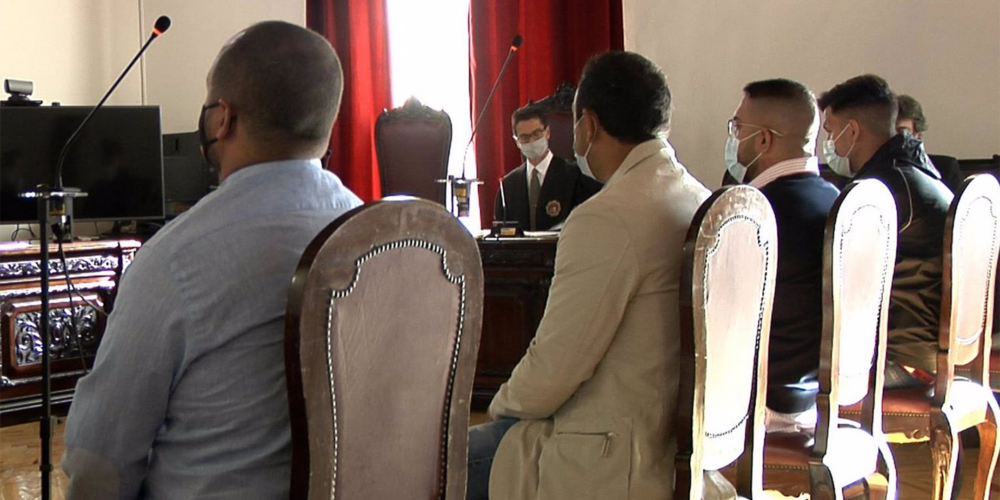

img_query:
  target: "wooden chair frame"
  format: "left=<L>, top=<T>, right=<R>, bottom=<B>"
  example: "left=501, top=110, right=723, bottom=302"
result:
left=676, top=185, right=778, bottom=499
left=284, top=198, right=484, bottom=500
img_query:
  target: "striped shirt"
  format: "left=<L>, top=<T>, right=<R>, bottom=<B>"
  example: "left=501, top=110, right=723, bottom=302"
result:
left=749, top=156, right=820, bottom=189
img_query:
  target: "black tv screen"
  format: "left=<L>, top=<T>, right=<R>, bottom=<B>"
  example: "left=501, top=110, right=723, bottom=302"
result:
left=0, top=105, right=164, bottom=223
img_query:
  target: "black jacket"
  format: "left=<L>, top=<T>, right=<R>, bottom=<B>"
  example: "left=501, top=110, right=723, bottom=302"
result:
left=493, top=155, right=602, bottom=230
left=928, top=154, right=964, bottom=194
left=760, top=173, right=841, bottom=413
left=856, top=133, right=954, bottom=373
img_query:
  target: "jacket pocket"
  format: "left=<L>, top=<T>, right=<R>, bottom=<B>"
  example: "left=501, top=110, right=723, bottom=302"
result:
left=536, top=418, right=632, bottom=500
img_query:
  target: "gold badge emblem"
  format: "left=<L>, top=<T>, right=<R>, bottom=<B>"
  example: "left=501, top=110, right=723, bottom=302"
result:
left=545, top=200, right=562, bottom=217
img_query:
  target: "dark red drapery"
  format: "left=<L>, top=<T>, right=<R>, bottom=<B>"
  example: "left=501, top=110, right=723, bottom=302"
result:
left=307, top=0, right=391, bottom=202
left=470, top=0, right=623, bottom=226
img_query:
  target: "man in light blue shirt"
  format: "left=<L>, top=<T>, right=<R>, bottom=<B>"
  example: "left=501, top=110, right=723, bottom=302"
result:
left=62, top=21, right=362, bottom=499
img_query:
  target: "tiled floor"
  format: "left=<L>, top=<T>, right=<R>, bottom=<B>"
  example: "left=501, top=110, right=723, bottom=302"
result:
left=3, top=417, right=1000, bottom=499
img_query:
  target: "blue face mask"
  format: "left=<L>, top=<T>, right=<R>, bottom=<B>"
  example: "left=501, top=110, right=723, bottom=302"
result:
left=573, top=115, right=596, bottom=180
left=724, top=130, right=761, bottom=184
left=822, top=123, right=855, bottom=177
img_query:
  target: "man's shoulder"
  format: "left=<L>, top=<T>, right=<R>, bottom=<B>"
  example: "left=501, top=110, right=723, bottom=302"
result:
left=503, top=164, right=527, bottom=181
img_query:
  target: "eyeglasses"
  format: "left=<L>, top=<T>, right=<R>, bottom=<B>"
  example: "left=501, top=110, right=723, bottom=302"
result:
left=513, top=127, right=547, bottom=143
left=728, top=119, right=784, bottom=138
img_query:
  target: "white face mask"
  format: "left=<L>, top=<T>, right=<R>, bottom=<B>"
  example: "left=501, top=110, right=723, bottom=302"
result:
left=822, top=123, right=856, bottom=177
left=517, top=136, right=549, bottom=161
left=724, top=130, right=761, bottom=184
left=573, top=115, right=596, bottom=180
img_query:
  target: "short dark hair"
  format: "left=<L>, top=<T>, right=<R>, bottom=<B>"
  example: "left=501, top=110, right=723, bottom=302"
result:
left=575, top=51, right=671, bottom=143
left=210, top=21, right=343, bottom=143
left=896, top=94, right=928, bottom=133
left=743, top=78, right=816, bottom=107
left=511, top=104, right=548, bottom=133
left=817, top=74, right=897, bottom=130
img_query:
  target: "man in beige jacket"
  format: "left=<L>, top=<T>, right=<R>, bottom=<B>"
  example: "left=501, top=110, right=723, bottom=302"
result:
left=466, top=51, right=710, bottom=500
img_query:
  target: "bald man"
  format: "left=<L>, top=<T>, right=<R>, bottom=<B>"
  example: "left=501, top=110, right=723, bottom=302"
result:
left=62, top=21, right=361, bottom=499
left=726, top=78, right=840, bottom=432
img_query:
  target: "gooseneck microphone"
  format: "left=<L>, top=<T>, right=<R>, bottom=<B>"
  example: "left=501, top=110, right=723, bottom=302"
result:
left=444, top=34, right=522, bottom=218
left=21, top=16, right=170, bottom=500
left=54, top=15, right=171, bottom=188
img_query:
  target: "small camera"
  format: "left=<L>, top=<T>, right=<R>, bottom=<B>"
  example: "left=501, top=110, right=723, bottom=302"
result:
left=2, top=79, right=42, bottom=106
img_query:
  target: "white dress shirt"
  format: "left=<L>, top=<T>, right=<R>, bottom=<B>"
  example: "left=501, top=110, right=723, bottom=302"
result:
left=525, top=150, right=553, bottom=189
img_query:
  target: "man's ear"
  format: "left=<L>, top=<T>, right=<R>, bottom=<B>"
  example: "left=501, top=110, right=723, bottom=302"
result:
left=216, top=99, right=237, bottom=140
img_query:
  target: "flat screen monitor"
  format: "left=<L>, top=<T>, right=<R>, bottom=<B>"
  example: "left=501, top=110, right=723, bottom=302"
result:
left=0, top=105, right=164, bottom=223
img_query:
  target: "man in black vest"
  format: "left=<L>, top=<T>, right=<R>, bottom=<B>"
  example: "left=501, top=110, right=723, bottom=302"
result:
left=726, top=78, right=841, bottom=433
left=820, top=75, right=953, bottom=388
left=493, top=104, right=602, bottom=231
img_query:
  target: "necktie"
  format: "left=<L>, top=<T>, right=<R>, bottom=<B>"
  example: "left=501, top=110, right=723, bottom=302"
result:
left=529, top=168, right=541, bottom=231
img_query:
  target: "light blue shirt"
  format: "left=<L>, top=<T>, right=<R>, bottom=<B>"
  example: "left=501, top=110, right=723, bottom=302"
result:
left=63, top=159, right=362, bottom=499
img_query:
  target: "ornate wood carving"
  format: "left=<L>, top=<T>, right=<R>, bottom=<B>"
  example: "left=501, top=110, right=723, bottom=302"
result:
left=473, top=237, right=558, bottom=409
left=0, top=240, right=137, bottom=424
left=531, top=82, right=576, bottom=113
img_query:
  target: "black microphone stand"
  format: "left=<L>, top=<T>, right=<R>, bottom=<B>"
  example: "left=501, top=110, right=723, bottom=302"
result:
left=439, top=35, right=522, bottom=219
left=16, top=16, right=170, bottom=499
left=17, top=187, right=85, bottom=499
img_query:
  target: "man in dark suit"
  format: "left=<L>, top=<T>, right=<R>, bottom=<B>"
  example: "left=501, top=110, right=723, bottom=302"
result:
left=726, top=78, right=841, bottom=433
left=896, top=94, right=964, bottom=193
left=493, top=104, right=602, bottom=231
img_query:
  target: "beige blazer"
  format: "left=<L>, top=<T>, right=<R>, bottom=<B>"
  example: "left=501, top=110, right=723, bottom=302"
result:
left=489, top=139, right=710, bottom=500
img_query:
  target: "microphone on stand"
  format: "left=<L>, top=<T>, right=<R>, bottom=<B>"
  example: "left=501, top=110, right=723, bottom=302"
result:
left=17, top=15, right=171, bottom=500
left=441, top=34, right=523, bottom=218
left=490, top=176, right=523, bottom=238
left=46, top=15, right=171, bottom=240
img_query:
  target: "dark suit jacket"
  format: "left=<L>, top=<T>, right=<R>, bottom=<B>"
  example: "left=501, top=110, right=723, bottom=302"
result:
left=493, top=155, right=603, bottom=230
left=759, top=173, right=841, bottom=413
left=928, top=154, right=964, bottom=194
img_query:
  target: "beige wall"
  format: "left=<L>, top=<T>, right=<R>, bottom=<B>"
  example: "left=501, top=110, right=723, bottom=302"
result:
left=623, top=0, right=1000, bottom=188
left=1, top=0, right=304, bottom=239
left=0, top=0, right=143, bottom=106
left=140, top=0, right=306, bottom=133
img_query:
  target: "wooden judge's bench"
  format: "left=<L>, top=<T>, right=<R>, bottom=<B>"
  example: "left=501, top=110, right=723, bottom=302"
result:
left=0, top=239, right=139, bottom=426
left=473, top=235, right=558, bottom=410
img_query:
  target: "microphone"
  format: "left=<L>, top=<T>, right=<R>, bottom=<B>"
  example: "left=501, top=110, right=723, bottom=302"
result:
left=499, top=176, right=509, bottom=223
left=444, top=34, right=523, bottom=218
left=54, top=15, right=171, bottom=189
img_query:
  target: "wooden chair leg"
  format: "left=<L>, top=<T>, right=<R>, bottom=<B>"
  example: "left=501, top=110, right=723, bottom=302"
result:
left=972, top=396, right=1000, bottom=500
left=930, top=411, right=960, bottom=500
left=809, top=463, right=844, bottom=500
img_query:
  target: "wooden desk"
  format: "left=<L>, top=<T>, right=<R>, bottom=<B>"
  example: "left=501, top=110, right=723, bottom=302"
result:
left=0, top=240, right=139, bottom=426
left=474, top=235, right=557, bottom=410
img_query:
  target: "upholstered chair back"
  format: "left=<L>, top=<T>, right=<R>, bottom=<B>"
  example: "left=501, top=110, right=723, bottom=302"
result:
left=676, top=185, right=778, bottom=498
left=375, top=98, right=452, bottom=204
left=826, top=179, right=897, bottom=408
left=944, top=174, right=1000, bottom=374
left=285, top=198, right=484, bottom=500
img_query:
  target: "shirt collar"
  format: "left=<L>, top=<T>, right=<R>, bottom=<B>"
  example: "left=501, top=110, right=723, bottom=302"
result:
left=220, top=159, right=323, bottom=188
left=748, top=156, right=819, bottom=189
left=526, top=150, right=554, bottom=179
left=603, top=138, right=672, bottom=187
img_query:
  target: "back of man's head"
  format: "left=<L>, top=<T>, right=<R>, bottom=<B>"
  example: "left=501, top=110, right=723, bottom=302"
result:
left=818, top=74, right=897, bottom=137
left=210, top=21, right=343, bottom=146
left=575, top=51, right=671, bottom=144
left=742, top=78, right=819, bottom=150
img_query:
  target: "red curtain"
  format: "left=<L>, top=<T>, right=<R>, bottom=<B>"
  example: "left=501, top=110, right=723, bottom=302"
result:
left=470, top=0, right=623, bottom=226
left=308, top=0, right=392, bottom=202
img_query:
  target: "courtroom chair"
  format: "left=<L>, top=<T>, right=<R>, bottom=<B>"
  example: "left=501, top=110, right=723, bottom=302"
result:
left=531, top=82, right=575, bottom=160
left=675, top=185, right=778, bottom=499
left=375, top=97, right=452, bottom=204
left=852, top=174, right=1000, bottom=500
left=284, top=198, right=485, bottom=500
left=763, top=179, right=898, bottom=500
